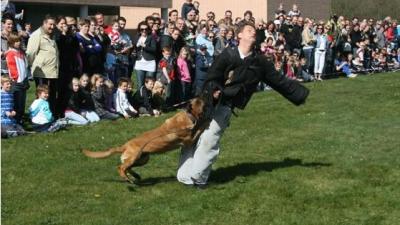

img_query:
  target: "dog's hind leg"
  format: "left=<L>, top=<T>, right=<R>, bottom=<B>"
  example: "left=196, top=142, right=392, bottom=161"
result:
left=118, top=151, right=142, bottom=183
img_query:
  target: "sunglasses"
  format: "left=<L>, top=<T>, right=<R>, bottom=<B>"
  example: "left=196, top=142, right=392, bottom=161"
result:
left=208, top=36, right=215, bottom=38
left=140, top=28, right=147, bottom=31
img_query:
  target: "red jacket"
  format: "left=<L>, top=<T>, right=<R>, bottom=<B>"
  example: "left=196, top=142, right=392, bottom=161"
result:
left=5, top=49, right=27, bottom=83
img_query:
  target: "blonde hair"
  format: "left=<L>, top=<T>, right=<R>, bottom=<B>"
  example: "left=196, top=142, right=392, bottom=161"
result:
left=179, top=46, right=192, bottom=61
left=1, top=76, right=11, bottom=85
left=152, top=80, right=165, bottom=96
left=91, top=74, right=104, bottom=91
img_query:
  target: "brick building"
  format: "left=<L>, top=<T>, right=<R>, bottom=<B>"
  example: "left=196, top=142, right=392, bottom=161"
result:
left=12, top=0, right=331, bottom=31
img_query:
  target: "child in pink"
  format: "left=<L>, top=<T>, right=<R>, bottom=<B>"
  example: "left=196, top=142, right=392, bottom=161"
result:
left=177, top=47, right=192, bottom=102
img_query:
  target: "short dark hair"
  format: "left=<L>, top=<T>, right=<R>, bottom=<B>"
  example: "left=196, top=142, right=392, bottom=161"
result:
left=118, top=16, right=126, bottom=23
left=169, top=10, right=178, bottom=17
left=236, top=21, right=255, bottom=37
left=43, top=14, right=56, bottom=23
left=137, top=21, right=149, bottom=34
left=56, top=15, right=66, bottom=24
left=1, top=13, right=14, bottom=24
left=118, top=77, right=130, bottom=87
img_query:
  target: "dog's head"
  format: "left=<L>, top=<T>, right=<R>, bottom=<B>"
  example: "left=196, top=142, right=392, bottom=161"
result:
left=186, top=97, right=206, bottom=120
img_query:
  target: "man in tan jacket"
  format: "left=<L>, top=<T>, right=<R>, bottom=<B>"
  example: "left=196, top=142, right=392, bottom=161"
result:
left=26, top=15, right=59, bottom=115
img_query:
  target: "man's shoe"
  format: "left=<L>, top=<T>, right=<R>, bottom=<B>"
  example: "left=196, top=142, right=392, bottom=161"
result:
left=191, top=177, right=207, bottom=190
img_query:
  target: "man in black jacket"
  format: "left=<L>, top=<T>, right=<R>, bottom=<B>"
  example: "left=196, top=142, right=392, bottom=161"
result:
left=177, top=22, right=309, bottom=187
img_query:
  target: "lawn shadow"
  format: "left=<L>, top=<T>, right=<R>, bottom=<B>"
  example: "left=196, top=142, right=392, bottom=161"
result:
left=124, top=158, right=330, bottom=188
left=209, top=157, right=331, bottom=184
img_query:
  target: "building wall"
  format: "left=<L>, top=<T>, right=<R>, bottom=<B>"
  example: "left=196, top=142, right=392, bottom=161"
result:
left=121, top=0, right=268, bottom=30
left=267, top=0, right=332, bottom=20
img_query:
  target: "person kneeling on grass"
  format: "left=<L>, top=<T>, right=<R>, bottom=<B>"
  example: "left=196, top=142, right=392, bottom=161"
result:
left=114, top=77, right=138, bottom=118
left=1, top=76, right=26, bottom=138
left=133, top=78, right=161, bottom=117
left=64, top=78, right=100, bottom=125
left=29, top=84, right=68, bottom=133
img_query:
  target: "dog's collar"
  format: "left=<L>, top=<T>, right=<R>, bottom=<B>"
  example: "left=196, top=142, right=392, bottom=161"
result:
left=186, top=111, right=197, bottom=127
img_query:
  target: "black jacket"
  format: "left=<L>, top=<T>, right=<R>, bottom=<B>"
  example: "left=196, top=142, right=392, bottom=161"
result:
left=66, top=89, right=86, bottom=114
left=133, top=35, right=157, bottom=61
left=133, top=86, right=154, bottom=115
left=204, top=47, right=309, bottom=109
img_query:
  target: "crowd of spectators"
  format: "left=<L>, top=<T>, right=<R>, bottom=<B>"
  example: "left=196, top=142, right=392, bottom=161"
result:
left=1, top=0, right=400, bottom=138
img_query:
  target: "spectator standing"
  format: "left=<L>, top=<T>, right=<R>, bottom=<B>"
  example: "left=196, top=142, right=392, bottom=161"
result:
left=133, top=21, right=157, bottom=88
left=288, top=4, right=301, bottom=17
left=301, top=19, right=316, bottom=72
left=26, top=15, right=59, bottom=116
left=214, top=24, right=228, bottom=56
left=5, top=33, right=29, bottom=124
left=1, top=15, right=13, bottom=75
left=314, top=25, right=329, bottom=81
left=177, top=47, right=192, bottom=101
left=54, top=15, right=80, bottom=117
left=76, top=19, right=103, bottom=77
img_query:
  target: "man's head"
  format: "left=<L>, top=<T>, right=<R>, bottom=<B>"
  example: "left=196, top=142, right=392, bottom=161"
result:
left=176, top=18, right=185, bottom=31
left=94, top=13, right=104, bottom=26
left=169, top=10, right=178, bottom=22
left=1, top=15, right=13, bottom=34
left=144, top=78, right=155, bottom=91
left=225, top=10, right=232, bottom=19
left=236, top=22, right=256, bottom=45
left=42, top=15, right=56, bottom=35
left=171, top=28, right=180, bottom=40
left=187, top=9, right=196, bottom=22
left=118, top=17, right=127, bottom=30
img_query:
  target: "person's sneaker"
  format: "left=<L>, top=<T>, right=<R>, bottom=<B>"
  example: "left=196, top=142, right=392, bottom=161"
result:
left=348, top=73, right=358, bottom=78
left=191, top=177, right=207, bottom=190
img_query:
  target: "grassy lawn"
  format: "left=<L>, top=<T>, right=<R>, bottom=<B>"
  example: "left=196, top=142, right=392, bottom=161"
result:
left=2, top=72, right=400, bottom=225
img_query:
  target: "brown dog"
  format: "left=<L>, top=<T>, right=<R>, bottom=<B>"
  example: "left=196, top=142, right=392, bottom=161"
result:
left=83, top=97, right=208, bottom=183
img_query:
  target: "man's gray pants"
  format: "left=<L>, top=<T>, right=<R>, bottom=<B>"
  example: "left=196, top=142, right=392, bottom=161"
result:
left=177, top=104, right=232, bottom=185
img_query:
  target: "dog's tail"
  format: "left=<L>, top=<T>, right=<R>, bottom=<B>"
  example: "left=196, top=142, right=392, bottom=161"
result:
left=82, top=147, right=124, bottom=159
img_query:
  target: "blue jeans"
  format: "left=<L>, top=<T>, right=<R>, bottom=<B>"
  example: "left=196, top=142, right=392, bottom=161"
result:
left=135, top=70, right=155, bottom=88
left=302, top=48, right=314, bottom=72
left=65, top=111, right=89, bottom=125
left=82, top=110, right=100, bottom=123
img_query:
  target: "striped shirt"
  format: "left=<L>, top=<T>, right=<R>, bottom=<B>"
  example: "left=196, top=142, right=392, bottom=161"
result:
left=1, top=90, right=16, bottom=125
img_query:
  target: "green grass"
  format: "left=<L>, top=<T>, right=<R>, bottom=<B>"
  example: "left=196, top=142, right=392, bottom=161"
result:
left=2, top=73, right=400, bottom=225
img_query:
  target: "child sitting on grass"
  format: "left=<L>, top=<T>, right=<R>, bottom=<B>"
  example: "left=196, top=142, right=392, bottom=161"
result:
left=29, top=84, right=68, bottom=132
left=65, top=78, right=100, bottom=125
left=1, top=76, right=26, bottom=138
left=91, top=74, right=120, bottom=120
left=114, top=78, right=138, bottom=118
left=133, top=78, right=161, bottom=117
